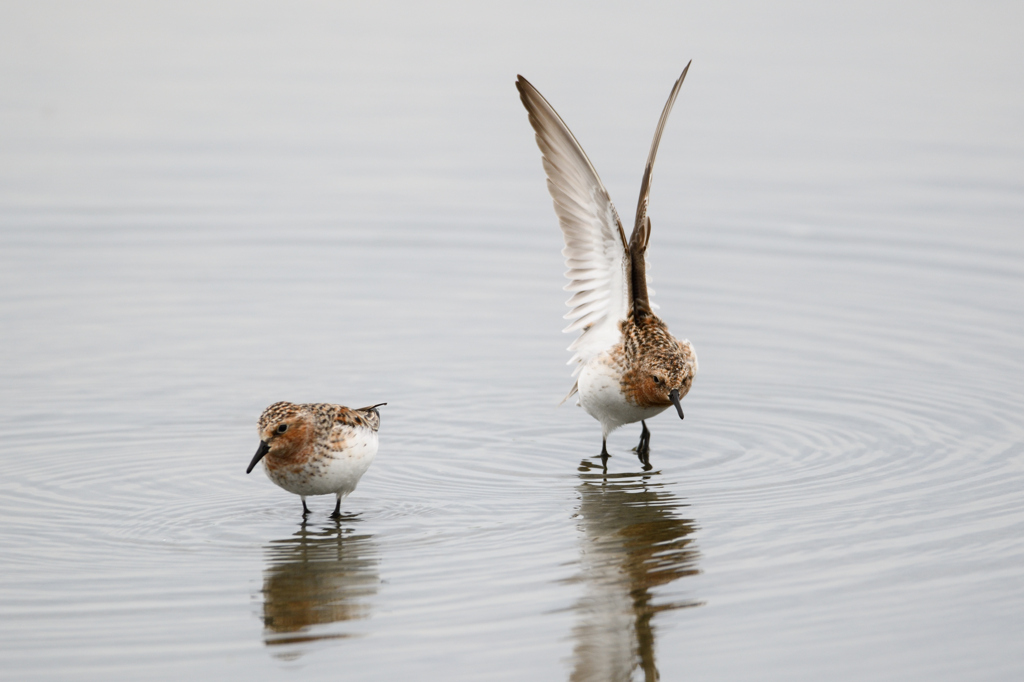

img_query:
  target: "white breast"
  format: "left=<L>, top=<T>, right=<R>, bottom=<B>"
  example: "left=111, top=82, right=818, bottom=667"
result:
left=577, top=352, right=668, bottom=437
left=266, top=429, right=378, bottom=498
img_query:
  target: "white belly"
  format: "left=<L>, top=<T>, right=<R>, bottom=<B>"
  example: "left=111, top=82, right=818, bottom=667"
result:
left=578, top=354, right=668, bottom=437
left=265, top=431, right=378, bottom=498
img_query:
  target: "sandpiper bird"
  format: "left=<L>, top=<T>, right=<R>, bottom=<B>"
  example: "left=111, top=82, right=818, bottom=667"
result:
left=246, top=401, right=385, bottom=517
left=516, top=64, right=698, bottom=468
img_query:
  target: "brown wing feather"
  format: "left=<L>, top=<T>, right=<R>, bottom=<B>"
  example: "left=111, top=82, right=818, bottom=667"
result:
left=333, top=403, right=386, bottom=432
left=628, top=62, right=691, bottom=321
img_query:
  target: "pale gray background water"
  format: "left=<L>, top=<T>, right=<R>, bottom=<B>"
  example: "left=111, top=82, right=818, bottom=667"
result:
left=2, top=2, right=1022, bottom=680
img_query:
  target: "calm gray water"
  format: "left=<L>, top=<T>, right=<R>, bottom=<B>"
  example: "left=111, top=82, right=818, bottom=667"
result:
left=2, top=2, right=1023, bottom=680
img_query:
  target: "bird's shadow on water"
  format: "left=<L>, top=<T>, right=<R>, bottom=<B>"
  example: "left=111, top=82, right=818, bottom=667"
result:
left=567, top=457, right=702, bottom=682
left=259, top=514, right=381, bottom=659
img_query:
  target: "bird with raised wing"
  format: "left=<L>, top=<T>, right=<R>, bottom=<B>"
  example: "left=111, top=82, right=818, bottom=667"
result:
left=516, top=65, right=698, bottom=469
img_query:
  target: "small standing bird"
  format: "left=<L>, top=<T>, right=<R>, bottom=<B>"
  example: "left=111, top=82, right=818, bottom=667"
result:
left=246, top=401, right=385, bottom=517
left=516, top=64, right=698, bottom=469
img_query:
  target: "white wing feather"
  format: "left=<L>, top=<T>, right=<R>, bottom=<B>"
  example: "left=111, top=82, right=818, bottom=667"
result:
left=516, top=76, right=630, bottom=378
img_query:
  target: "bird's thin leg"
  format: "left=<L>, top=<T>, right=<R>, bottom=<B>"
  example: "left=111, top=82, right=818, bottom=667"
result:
left=301, top=497, right=311, bottom=516
left=636, top=421, right=651, bottom=464
left=600, top=438, right=610, bottom=468
left=331, top=497, right=342, bottom=519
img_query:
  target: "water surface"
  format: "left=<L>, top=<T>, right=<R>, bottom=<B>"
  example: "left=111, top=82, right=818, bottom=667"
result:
left=1, top=2, right=1023, bottom=680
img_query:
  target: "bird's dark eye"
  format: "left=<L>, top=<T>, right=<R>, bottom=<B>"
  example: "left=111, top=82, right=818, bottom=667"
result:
left=276, top=424, right=288, bottom=434
left=652, top=376, right=662, bottom=385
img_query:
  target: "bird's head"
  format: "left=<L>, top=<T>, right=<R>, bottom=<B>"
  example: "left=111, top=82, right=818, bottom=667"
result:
left=246, top=402, right=316, bottom=473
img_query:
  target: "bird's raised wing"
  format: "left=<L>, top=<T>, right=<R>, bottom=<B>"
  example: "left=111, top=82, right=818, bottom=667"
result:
left=633, top=62, right=690, bottom=239
left=628, top=62, right=690, bottom=322
left=516, top=75, right=631, bottom=383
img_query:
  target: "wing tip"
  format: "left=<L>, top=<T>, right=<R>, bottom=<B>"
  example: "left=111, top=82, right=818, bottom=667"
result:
left=515, top=74, right=538, bottom=102
left=559, top=381, right=580, bottom=405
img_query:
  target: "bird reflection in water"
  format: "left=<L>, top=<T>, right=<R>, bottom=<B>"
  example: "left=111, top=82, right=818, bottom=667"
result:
left=260, top=516, right=380, bottom=655
left=569, top=458, right=701, bottom=682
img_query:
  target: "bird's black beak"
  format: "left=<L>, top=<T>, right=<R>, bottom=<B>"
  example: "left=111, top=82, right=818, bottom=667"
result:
left=246, top=441, right=270, bottom=474
left=669, top=388, right=684, bottom=420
